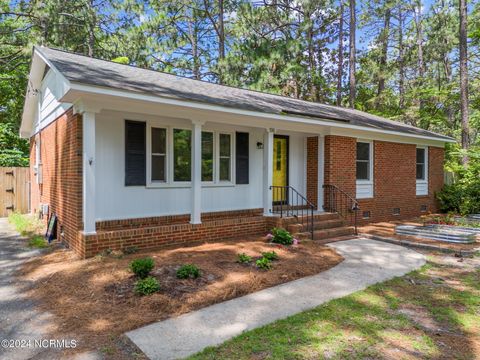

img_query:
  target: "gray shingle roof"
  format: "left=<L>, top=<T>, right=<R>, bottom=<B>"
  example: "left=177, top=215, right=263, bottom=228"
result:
left=38, top=46, right=453, bottom=141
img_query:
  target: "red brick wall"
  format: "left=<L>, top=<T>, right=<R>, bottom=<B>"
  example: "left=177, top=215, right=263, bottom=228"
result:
left=323, top=135, right=444, bottom=224
left=324, top=136, right=356, bottom=196
left=306, top=137, right=318, bottom=207
left=84, top=214, right=269, bottom=258
left=29, top=108, right=84, bottom=254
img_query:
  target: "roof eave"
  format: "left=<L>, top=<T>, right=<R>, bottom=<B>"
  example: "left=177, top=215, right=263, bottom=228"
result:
left=64, top=81, right=456, bottom=145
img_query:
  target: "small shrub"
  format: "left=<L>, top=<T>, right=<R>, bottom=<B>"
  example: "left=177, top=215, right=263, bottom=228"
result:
left=177, top=264, right=200, bottom=279
left=256, top=257, right=272, bottom=270
left=129, top=257, right=155, bottom=278
left=8, top=212, right=43, bottom=236
left=270, top=228, right=293, bottom=245
left=237, top=253, right=252, bottom=263
left=261, top=251, right=279, bottom=261
left=124, top=246, right=139, bottom=255
left=135, top=276, right=160, bottom=295
left=28, top=235, right=48, bottom=249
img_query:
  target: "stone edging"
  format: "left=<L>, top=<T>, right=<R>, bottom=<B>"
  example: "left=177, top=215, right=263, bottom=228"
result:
left=361, top=233, right=480, bottom=256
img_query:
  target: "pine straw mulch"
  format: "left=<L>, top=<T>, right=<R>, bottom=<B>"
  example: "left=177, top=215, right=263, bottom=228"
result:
left=19, top=236, right=343, bottom=359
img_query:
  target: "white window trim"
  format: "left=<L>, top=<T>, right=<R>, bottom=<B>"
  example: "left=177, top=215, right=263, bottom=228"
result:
left=145, top=121, right=235, bottom=188
left=217, top=132, right=234, bottom=183
left=416, top=146, right=428, bottom=184
left=356, top=140, right=374, bottom=185
left=148, top=126, right=168, bottom=184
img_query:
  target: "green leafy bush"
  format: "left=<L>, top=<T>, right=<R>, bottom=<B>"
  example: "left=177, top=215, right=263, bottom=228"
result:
left=437, top=146, right=480, bottom=215
left=261, top=251, right=279, bottom=261
left=177, top=264, right=200, bottom=279
left=8, top=212, right=43, bottom=236
left=129, top=257, right=155, bottom=278
left=256, top=257, right=272, bottom=270
left=237, top=253, right=252, bottom=263
left=270, top=228, right=293, bottom=245
left=135, top=276, right=160, bottom=295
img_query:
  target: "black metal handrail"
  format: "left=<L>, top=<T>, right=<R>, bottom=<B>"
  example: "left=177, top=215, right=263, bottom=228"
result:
left=270, top=185, right=315, bottom=239
left=323, top=184, right=359, bottom=234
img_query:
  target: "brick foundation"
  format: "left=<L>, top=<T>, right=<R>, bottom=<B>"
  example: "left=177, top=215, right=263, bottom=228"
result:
left=30, top=108, right=84, bottom=255
left=84, top=210, right=270, bottom=258
left=323, top=135, right=444, bottom=224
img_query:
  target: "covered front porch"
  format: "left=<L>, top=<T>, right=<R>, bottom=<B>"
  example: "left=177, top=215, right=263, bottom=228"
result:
left=75, top=98, right=329, bottom=235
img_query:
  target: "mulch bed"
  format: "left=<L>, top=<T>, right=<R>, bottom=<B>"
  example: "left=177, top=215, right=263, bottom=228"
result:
left=359, top=217, right=480, bottom=252
left=20, top=236, right=343, bottom=359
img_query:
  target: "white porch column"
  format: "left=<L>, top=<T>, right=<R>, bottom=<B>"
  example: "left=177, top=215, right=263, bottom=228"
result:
left=318, top=135, right=325, bottom=211
left=191, top=120, right=204, bottom=224
left=82, top=111, right=96, bottom=234
left=263, top=129, right=274, bottom=216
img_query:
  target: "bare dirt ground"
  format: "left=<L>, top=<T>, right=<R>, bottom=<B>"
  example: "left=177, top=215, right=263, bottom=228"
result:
left=20, top=237, right=342, bottom=359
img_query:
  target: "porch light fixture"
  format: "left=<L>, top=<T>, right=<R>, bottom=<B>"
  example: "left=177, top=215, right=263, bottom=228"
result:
left=256, top=141, right=264, bottom=149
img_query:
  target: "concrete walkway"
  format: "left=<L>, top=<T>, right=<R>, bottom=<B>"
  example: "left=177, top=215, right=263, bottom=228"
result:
left=126, top=238, right=426, bottom=360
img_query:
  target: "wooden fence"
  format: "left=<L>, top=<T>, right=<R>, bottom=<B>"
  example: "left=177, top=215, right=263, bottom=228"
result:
left=0, top=167, right=30, bottom=217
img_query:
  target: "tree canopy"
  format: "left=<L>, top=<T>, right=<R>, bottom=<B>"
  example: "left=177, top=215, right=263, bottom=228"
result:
left=1, top=0, right=479, bottom=167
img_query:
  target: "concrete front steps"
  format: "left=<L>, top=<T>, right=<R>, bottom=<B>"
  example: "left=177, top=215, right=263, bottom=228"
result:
left=285, top=212, right=355, bottom=241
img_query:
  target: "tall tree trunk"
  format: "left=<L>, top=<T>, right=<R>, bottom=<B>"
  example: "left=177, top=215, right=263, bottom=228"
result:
left=336, top=1, right=344, bottom=106
left=349, top=0, right=356, bottom=108
left=377, top=8, right=391, bottom=100
left=459, top=0, right=470, bottom=163
left=86, top=0, right=95, bottom=57
left=398, top=10, right=405, bottom=109
left=414, top=3, right=425, bottom=112
left=307, top=18, right=315, bottom=101
left=218, top=0, right=225, bottom=83
left=218, top=0, right=225, bottom=60
left=189, top=18, right=200, bottom=80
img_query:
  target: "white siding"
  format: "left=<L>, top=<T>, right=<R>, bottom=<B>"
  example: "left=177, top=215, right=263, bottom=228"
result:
left=34, top=69, right=71, bottom=134
left=94, top=111, right=308, bottom=221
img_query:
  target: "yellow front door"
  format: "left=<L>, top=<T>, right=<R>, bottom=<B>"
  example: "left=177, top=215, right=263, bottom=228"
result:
left=272, top=136, right=288, bottom=203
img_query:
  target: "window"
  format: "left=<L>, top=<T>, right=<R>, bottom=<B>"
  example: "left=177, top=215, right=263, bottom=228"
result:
left=362, top=211, right=371, bottom=219
left=219, top=133, right=231, bottom=181
left=145, top=124, right=235, bottom=186
left=416, top=148, right=426, bottom=180
left=202, top=131, right=214, bottom=181
left=393, top=207, right=400, bottom=215
left=173, top=129, right=191, bottom=181
left=151, top=128, right=166, bottom=182
left=356, top=142, right=371, bottom=181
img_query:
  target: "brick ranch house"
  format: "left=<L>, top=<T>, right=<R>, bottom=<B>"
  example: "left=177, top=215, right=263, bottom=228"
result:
left=20, top=46, right=455, bottom=258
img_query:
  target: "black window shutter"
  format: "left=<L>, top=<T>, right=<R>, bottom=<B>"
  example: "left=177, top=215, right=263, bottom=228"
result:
left=125, top=120, right=146, bottom=186
left=235, top=132, right=249, bottom=184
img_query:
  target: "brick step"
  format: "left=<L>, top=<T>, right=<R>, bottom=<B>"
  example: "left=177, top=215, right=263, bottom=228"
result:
left=287, top=218, right=346, bottom=233
left=295, top=226, right=355, bottom=241
left=314, top=234, right=358, bottom=245
left=280, top=212, right=340, bottom=226
left=313, top=226, right=355, bottom=240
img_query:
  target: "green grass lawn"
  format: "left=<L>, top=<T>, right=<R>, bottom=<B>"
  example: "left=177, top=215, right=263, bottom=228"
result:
left=190, top=253, right=480, bottom=360
left=8, top=212, right=48, bottom=248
